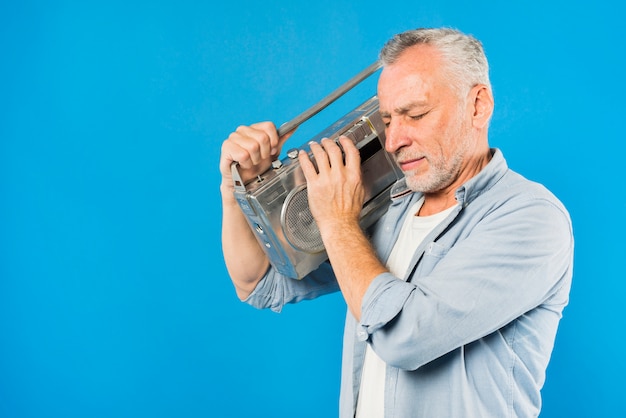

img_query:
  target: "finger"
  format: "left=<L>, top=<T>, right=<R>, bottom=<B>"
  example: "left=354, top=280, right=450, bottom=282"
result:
left=338, top=136, right=361, bottom=169
left=276, top=127, right=297, bottom=157
left=308, top=141, right=330, bottom=174
left=220, top=138, right=250, bottom=175
left=298, top=149, right=318, bottom=180
left=321, top=138, right=345, bottom=168
left=249, top=122, right=298, bottom=159
left=234, top=124, right=274, bottom=164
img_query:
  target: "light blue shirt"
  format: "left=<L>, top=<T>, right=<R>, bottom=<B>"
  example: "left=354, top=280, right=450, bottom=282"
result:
left=244, top=149, right=574, bottom=418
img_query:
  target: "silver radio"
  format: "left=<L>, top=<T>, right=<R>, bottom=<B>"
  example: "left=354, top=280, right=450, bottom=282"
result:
left=231, top=64, right=402, bottom=279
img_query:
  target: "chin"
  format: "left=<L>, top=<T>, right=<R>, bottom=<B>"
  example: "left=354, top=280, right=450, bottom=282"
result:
left=405, top=173, right=449, bottom=194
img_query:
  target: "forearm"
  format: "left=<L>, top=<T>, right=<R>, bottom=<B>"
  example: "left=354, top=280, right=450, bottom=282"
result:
left=298, top=137, right=388, bottom=320
left=220, top=184, right=269, bottom=300
left=319, top=219, right=387, bottom=321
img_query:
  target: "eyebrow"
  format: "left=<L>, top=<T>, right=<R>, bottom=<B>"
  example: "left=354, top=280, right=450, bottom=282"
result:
left=380, top=100, right=429, bottom=118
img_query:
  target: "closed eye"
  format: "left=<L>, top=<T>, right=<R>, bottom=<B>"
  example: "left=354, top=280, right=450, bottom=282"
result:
left=410, top=111, right=429, bottom=121
left=380, top=109, right=429, bottom=127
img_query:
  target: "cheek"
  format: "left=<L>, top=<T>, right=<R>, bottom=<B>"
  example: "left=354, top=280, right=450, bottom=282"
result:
left=420, top=116, right=452, bottom=154
left=435, top=111, right=465, bottom=146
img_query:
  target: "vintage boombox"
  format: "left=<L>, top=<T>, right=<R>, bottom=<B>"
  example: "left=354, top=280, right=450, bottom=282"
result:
left=231, top=64, right=403, bottom=279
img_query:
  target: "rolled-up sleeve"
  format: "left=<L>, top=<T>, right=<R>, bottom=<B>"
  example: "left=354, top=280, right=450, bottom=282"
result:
left=244, top=261, right=340, bottom=313
left=358, top=272, right=415, bottom=340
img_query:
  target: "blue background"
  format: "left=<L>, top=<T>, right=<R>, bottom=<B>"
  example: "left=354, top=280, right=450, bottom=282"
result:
left=1, top=1, right=624, bottom=417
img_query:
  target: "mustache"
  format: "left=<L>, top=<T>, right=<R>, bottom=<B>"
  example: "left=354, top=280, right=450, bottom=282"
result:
left=393, top=150, right=426, bottom=164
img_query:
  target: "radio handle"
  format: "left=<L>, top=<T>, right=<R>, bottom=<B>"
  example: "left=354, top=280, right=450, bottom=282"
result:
left=231, top=61, right=381, bottom=191
left=277, top=61, right=381, bottom=137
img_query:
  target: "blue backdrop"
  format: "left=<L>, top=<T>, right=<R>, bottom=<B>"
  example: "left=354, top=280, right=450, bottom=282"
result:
left=2, top=1, right=624, bottom=417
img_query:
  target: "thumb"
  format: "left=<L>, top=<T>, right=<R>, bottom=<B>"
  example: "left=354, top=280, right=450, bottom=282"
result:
left=273, top=126, right=297, bottom=157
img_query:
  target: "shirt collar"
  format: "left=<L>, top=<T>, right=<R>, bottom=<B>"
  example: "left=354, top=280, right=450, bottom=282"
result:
left=390, top=148, right=508, bottom=206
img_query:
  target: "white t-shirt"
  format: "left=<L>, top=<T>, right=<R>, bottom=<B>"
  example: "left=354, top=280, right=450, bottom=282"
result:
left=355, top=198, right=456, bottom=418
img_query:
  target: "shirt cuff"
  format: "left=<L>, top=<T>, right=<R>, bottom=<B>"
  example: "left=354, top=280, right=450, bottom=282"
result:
left=357, top=272, right=415, bottom=341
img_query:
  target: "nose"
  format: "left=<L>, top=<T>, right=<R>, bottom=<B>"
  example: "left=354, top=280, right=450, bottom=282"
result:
left=384, top=119, right=412, bottom=154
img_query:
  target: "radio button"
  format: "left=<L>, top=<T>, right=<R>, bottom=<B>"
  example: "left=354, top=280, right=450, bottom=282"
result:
left=287, top=148, right=299, bottom=159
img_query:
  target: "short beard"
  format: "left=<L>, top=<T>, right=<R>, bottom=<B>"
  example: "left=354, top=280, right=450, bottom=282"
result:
left=400, top=149, right=464, bottom=193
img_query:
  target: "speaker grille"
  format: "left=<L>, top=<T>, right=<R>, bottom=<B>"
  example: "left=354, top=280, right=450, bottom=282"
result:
left=282, top=186, right=325, bottom=253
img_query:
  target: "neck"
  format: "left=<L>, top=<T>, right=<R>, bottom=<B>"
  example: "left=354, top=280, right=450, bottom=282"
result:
left=417, top=195, right=457, bottom=216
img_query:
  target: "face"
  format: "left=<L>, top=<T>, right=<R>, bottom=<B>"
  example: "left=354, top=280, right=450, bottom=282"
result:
left=378, top=45, right=476, bottom=194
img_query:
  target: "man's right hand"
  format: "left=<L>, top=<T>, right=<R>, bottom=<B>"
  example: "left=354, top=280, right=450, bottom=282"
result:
left=219, top=122, right=294, bottom=193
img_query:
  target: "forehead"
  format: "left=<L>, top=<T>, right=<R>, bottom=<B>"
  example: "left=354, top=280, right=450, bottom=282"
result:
left=377, top=45, right=450, bottom=112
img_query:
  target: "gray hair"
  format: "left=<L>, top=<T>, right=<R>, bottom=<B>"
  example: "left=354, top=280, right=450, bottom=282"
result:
left=379, top=28, right=491, bottom=97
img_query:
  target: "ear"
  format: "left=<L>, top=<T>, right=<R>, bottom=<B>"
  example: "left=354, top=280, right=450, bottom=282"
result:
left=470, top=84, right=494, bottom=129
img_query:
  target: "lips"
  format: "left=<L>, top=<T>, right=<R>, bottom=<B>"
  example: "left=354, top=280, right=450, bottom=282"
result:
left=397, top=156, right=426, bottom=171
